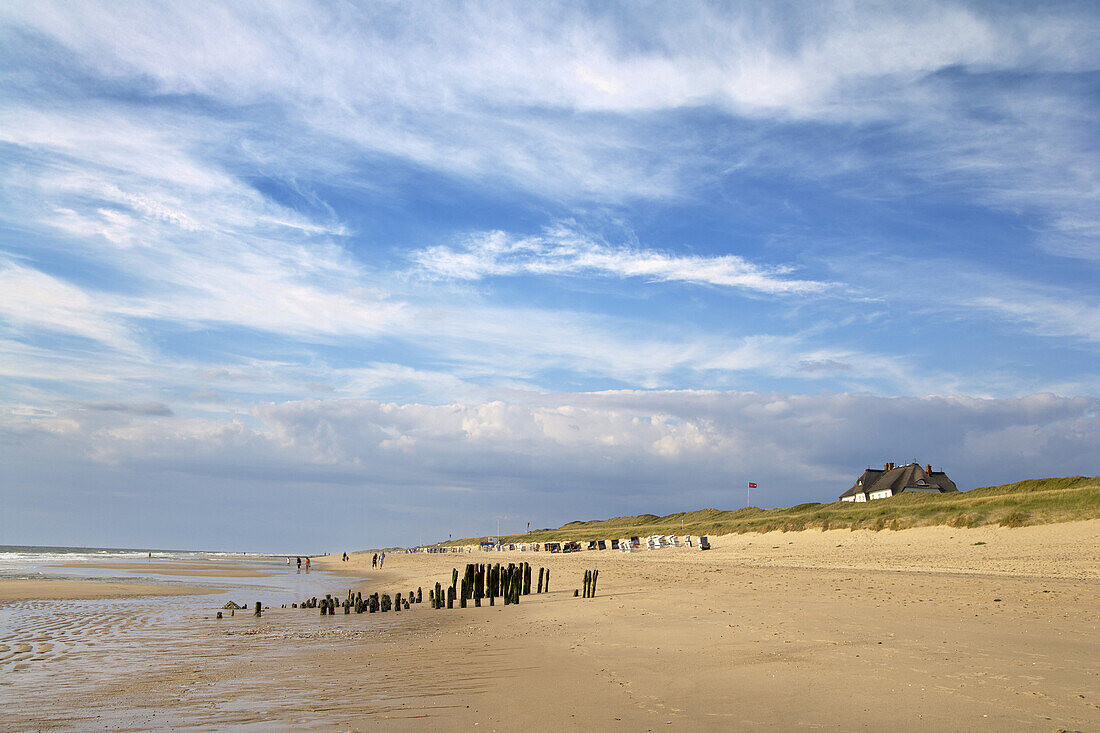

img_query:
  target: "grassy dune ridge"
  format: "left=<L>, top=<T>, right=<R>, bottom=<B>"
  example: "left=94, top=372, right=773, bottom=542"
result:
left=450, top=476, right=1100, bottom=546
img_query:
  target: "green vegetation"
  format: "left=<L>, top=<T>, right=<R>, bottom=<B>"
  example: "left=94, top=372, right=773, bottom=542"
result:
left=449, top=476, right=1100, bottom=546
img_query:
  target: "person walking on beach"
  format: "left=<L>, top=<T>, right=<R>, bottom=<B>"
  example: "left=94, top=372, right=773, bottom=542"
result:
left=379, top=551, right=385, bottom=568
left=372, top=553, right=377, bottom=568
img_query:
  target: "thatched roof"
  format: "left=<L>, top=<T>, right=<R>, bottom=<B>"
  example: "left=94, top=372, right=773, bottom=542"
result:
left=840, top=463, right=958, bottom=499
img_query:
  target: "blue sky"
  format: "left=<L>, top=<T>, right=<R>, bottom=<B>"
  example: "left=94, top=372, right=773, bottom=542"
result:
left=1, top=1, right=1098, bottom=551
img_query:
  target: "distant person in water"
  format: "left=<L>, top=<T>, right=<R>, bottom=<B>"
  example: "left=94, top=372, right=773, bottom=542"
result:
left=305, top=557, right=311, bottom=572
left=296, top=556, right=302, bottom=572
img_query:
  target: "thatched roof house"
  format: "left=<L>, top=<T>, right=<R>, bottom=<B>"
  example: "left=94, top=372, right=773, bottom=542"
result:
left=840, top=462, right=959, bottom=502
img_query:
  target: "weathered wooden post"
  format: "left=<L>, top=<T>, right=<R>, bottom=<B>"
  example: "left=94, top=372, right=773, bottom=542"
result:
left=523, top=563, right=531, bottom=594
left=545, top=569, right=550, bottom=593
left=395, top=592, right=402, bottom=612
left=460, top=579, right=468, bottom=608
left=254, top=601, right=262, bottom=617
left=452, top=567, right=459, bottom=590
left=417, top=587, right=422, bottom=603
left=321, top=599, right=328, bottom=615
left=447, top=585, right=455, bottom=609
left=583, top=570, right=591, bottom=598
left=591, top=569, right=598, bottom=597
left=574, top=589, right=579, bottom=597
left=537, top=567, right=544, bottom=593
left=381, top=593, right=391, bottom=612
left=435, top=582, right=442, bottom=610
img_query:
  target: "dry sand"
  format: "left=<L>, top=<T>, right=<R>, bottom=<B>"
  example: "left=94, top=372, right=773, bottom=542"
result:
left=3, top=521, right=1098, bottom=731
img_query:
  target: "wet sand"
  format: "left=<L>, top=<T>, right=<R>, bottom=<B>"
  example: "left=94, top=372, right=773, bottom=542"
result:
left=3, top=521, right=1098, bottom=731
left=0, top=579, right=220, bottom=602
left=52, top=561, right=279, bottom=578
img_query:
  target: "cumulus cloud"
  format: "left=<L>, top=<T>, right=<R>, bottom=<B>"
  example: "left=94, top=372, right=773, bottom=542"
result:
left=8, top=390, right=1096, bottom=497
left=4, top=387, right=1096, bottom=547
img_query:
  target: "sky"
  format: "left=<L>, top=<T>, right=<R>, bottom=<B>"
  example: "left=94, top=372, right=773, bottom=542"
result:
left=1, top=1, right=1098, bottom=552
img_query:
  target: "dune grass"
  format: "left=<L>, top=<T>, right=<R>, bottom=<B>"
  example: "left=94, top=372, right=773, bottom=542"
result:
left=449, top=476, right=1100, bottom=546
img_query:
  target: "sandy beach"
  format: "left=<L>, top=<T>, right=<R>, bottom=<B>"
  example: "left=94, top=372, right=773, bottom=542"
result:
left=3, top=522, right=1098, bottom=731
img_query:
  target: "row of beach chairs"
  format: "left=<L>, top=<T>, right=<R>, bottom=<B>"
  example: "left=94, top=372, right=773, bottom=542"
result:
left=535, top=535, right=711, bottom=553
left=474, top=535, right=712, bottom=553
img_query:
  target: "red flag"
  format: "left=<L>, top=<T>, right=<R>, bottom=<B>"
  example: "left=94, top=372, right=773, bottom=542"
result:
left=748, top=482, right=757, bottom=488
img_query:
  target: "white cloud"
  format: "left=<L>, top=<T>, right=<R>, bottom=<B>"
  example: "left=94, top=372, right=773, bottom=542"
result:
left=4, top=1, right=1096, bottom=209
left=0, top=260, right=138, bottom=353
left=413, top=225, right=828, bottom=294
left=970, top=292, right=1100, bottom=344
